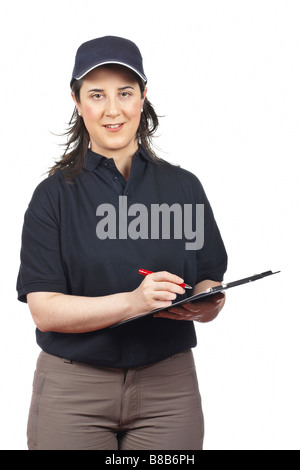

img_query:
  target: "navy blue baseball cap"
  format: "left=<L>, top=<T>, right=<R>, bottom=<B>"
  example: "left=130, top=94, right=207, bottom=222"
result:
left=70, top=36, right=147, bottom=88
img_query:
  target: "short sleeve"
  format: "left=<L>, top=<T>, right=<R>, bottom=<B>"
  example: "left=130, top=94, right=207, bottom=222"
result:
left=194, top=179, right=228, bottom=283
left=17, top=179, right=68, bottom=303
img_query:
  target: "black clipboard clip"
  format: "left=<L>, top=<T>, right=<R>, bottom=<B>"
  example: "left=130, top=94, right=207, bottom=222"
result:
left=186, top=270, right=281, bottom=304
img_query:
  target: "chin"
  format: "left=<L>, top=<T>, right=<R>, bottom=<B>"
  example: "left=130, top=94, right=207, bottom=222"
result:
left=94, top=137, right=138, bottom=155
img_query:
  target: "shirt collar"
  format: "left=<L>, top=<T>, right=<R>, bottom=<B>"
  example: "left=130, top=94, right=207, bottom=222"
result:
left=83, top=144, right=154, bottom=172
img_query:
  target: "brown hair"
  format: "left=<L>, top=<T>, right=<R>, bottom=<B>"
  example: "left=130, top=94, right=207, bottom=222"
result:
left=49, top=66, right=161, bottom=180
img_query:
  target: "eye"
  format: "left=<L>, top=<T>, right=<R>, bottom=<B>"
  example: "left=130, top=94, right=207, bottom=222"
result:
left=91, top=93, right=104, bottom=100
left=120, top=91, right=132, bottom=98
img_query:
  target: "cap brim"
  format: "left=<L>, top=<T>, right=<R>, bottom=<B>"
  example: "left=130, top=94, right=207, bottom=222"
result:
left=73, top=61, right=147, bottom=84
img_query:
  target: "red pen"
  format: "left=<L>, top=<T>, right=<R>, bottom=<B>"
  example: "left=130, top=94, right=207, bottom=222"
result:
left=138, top=269, right=192, bottom=289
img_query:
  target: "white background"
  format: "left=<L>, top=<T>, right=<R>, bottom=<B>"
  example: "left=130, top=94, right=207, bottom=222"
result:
left=1, top=0, right=299, bottom=450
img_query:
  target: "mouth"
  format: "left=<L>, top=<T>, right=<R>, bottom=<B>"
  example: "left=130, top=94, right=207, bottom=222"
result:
left=103, top=123, right=124, bottom=132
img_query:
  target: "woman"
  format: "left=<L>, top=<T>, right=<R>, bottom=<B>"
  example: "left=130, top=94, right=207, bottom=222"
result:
left=17, top=36, right=227, bottom=450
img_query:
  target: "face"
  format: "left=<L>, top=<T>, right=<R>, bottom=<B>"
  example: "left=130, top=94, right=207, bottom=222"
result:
left=72, top=65, right=147, bottom=159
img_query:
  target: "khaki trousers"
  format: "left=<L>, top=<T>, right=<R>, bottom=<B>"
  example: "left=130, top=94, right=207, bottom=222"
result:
left=27, top=349, right=204, bottom=450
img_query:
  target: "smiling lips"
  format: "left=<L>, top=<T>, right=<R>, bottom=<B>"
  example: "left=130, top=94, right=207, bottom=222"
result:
left=103, top=123, right=124, bottom=132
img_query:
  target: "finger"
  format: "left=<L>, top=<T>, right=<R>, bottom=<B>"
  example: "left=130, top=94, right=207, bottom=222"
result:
left=167, top=305, right=190, bottom=315
left=151, top=271, right=184, bottom=286
left=157, top=309, right=219, bottom=322
left=152, top=300, right=173, bottom=310
left=194, top=310, right=220, bottom=323
left=153, top=311, right=189, bottom=321
left=153, top=290, right=177, bottom=301
left=153, top=281, right=185, bottom=295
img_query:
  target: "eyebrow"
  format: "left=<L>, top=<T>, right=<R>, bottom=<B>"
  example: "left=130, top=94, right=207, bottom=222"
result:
left=87, top=86, right=135, bottom=93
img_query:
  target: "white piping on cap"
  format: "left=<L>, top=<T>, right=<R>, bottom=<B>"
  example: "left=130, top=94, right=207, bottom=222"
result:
left=75, top=61, right=147, bottom=83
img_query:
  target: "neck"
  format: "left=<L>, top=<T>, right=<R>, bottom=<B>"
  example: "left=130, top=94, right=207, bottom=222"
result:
left=91, top=142, right=139, bottom=180
left=114, top=153, right=134, bottom=181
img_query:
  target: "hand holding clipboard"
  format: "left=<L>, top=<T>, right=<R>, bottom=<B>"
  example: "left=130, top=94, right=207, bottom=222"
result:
left=152, top=270, right=280, bottom=322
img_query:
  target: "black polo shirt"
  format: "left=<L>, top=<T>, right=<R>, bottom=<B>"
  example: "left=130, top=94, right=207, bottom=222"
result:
left=17, top=145, right=227, bottom=368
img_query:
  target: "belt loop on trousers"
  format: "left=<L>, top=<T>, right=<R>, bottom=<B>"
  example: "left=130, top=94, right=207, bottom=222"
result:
left=63, top=358, right=73, bottom=364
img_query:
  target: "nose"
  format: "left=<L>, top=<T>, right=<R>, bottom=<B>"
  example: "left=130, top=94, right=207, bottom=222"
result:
left=105, top=96, right=121, bottom=118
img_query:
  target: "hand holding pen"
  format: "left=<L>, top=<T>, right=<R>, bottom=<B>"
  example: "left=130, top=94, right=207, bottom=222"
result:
left=138, top=269, right=224, bottom=324
left=128, top=270, right=190, bottom=318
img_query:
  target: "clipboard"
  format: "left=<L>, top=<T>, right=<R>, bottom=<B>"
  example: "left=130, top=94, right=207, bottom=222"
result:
left=112, top=270, right=280, bottom=327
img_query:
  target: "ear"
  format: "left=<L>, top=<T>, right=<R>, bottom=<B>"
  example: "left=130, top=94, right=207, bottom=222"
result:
left=71, top=92, right=82, bottom=115
left=141, top=87, right=148, bottom=108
